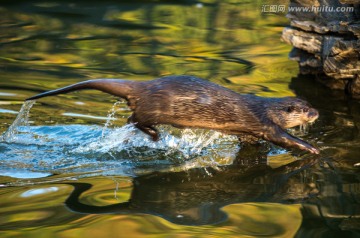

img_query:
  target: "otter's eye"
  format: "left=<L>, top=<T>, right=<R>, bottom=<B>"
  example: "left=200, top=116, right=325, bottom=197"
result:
left=303, top=108, right=309, bottom=113
left=287, top=106, right=295, bottom=113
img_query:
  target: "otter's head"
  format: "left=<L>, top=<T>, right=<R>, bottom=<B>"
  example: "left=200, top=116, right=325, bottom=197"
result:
left=266, top=97, right=319, bottom=129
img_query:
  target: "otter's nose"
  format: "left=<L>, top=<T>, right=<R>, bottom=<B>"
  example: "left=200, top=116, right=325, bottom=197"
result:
left=308, top=109, right=319, bottom=119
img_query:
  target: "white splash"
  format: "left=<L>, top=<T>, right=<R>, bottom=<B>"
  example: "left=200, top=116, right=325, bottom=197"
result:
left=1, top=100, right=36, bottom=142
left=101, top=100, right=124, bottom=137
left=73, top=124, right=239, bottom=165
left=0, top=100, right=240, bottom=177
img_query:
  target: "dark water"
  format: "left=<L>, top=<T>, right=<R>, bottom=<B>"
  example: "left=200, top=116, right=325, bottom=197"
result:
left=1, top=0, right=360, bottom=237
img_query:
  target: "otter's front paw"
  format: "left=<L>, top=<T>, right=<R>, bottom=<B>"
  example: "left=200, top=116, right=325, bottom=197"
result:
left=301, top=143, right=320, bottom=154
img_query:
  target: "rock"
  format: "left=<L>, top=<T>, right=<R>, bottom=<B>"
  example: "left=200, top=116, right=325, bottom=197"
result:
left=282, top=0, right=360, bottom=98
left=282, top=27, right=323, bottom=54
left=340, top=0, right=360, bottom=4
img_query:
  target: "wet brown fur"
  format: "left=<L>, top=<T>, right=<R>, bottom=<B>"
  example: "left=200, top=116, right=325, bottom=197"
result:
left=27, top=75, right=320, bottom=154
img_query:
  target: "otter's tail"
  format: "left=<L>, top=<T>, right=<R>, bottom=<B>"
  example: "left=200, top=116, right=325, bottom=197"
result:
left=26, top=79, right=136, bottom=101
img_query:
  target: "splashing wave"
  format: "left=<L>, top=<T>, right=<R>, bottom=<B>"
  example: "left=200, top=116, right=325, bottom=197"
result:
left=0, top=101, right=240, bottom=177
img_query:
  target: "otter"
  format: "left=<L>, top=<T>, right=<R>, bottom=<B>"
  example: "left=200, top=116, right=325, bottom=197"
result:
left=26, top=75, right=320, bottom=154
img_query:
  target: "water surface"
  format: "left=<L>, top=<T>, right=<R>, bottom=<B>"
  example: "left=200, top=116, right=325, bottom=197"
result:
left=1, top=0, right=360, bottom=237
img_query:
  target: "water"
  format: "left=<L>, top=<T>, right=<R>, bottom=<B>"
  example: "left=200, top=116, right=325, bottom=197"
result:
left=1, top=0, right=360, bottom=237
left=1, top=100, right=35, bottom=142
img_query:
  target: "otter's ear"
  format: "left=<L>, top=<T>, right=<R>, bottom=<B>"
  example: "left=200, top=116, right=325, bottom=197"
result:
left=287, top=106, right=295, bottom=113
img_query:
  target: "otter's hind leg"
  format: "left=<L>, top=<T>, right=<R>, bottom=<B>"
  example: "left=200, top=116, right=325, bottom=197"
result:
left=135, top=124, right=159, bottom=141
left=127, top=114, right=159, bottom=141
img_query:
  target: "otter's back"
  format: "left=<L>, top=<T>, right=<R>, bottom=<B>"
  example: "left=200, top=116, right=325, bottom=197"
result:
left=133, top=75, right=255, bottom=130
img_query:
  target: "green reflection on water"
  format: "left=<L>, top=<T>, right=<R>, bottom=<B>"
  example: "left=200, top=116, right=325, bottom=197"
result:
left=0, top=0, right=296, bottom=132
left=0, top=177, right=302, bottom=238
left=0, top=0, right=338, bottom=237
